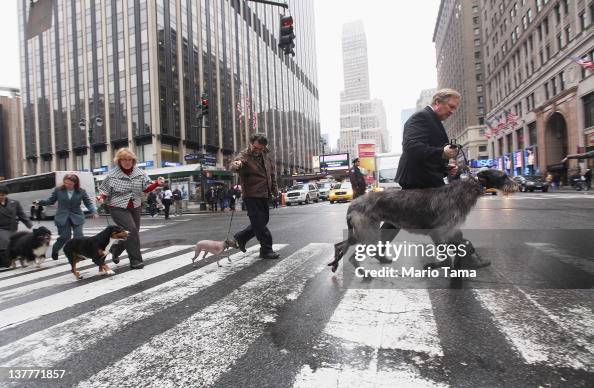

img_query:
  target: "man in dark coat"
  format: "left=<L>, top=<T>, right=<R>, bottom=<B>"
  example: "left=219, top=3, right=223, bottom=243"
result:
left=0, top=185, right=33, bottom=267
left=386, top=88, right=489, bottom=268
left=349, top=158, right=367, bottom=198
left=230, top=133, right=279, bottom=260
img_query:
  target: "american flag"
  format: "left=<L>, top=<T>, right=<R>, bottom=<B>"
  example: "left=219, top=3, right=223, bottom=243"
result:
left=497, top=114, right=508, bottom=132
left=570, top=56, right=594, bottom=71
left=485, top=118, right=496, bottom=138
left=506, top=109, right=519, bottom=127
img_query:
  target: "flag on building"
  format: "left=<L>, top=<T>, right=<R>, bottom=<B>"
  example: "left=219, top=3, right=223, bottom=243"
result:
left=570, top=56, right=594, bottom=72
left=497, top=114, right=508, bottom=132
left=506, top=109, right=519, bottom=128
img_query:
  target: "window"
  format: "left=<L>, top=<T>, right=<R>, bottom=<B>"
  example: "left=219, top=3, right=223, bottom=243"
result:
left=474, top=38, right=481, bottom=46
left=475, top=51, right=481, bottom=59
left=544, top=17, right=549, bottom=34
left=557, top=33, right=563, bottom=50
left=473, top=5, right=479, bottom=13
left=474, top=28, right=480, bottom=36
left=563, top=0, right=569, bottom=15
left=559, top=71, right=565, bottom=91
left=479, top=145, right=488, bottom=152
left=546, top=44, right=551, bottom=60
left=579, top=12, right=586, bottom=30
left=536, top=0, right=543, bottom=12
left=473, top=16, right=479, bottom=24
left=527, top=8, right=533, bottom=22
left=565, top=27, right=572, bottom=43
left=544, top=81, right=550, bottom=99
left=584, top=92, right=594, bottom=128
left=478, top=96, right=484, bottom=104
left=522, top=15, right=528, bottom=30
left=554, top=4, right=561, bottom=23
left=551, top=77, right=557, bottom=95
left=477, top=85, right=483, bottom=92
left=528, top=121, right=537, bottom=144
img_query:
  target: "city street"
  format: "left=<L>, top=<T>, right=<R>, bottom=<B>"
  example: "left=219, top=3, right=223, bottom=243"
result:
left=0, top=191, right=592, bottom=387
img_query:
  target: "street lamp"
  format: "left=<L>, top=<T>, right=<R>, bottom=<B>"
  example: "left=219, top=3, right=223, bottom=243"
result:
left=79, top=115, right=103, bottom=173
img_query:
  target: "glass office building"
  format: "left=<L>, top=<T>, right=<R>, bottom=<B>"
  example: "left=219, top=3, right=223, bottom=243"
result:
left=17, top=0, right=320, bottom=176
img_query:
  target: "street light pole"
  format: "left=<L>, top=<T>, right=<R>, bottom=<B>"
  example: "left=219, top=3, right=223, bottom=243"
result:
left=80, top=115, right=103, bottom=174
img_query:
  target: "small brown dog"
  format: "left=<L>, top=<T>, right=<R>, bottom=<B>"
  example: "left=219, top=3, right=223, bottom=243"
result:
left=192, top=239, right=238, bottom=267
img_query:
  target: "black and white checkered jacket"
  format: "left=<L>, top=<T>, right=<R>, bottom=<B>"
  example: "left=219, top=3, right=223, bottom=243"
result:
left=98, top=166, right=154, bottom=208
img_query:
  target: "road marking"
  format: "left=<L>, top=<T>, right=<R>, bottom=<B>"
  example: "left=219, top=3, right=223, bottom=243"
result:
left=0, top=244, right=287, bottom=368
left=525, top=242, right=594, bottom=275
left=0, top=246, right=193, bottom=302
left=293, top=289, right=445, bottom=387
left=76, top=243, right=332, bottom=388
left=474, top=289, right=594, bottom=372
left=0, top=245, right=194, bottom=329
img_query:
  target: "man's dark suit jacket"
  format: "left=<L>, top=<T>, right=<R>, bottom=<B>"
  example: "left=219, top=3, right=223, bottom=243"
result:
left=396, top=106, right=450, bottom=189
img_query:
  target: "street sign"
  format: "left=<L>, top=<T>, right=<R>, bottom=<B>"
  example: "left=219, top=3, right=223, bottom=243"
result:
left=162, top=161, right=182, bottom=167
left=184, top=153, right=205, bottom=161
left=137, top=160, right=154, bottom=168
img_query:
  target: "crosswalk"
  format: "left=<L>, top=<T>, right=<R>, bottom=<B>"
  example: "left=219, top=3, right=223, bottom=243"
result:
left=0, top=241, right=592, bottom=387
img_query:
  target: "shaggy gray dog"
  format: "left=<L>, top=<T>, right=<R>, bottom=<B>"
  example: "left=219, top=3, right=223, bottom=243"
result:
left=328, top=169, right=517, bottom=272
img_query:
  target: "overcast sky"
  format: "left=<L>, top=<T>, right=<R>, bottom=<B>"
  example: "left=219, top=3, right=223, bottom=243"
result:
left=0, top=0, right=441, bottom=153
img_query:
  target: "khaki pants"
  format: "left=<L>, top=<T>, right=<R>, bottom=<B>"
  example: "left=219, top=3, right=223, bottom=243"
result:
left=174, top=200, right=183, bottom=216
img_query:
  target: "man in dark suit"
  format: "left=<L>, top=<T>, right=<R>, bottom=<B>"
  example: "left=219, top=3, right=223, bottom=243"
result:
left=349, top=158, right=367, bottom=198
left=385, top=89, right=490, bottom=268
left=0, top=185, right=32, bottom=267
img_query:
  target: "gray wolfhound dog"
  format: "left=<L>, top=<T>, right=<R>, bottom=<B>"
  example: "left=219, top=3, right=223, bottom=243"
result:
left=328, top=169, right=517, bottom=272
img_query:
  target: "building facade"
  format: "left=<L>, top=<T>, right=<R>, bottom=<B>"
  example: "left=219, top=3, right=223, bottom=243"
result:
left=17, top=0, right=320, bottom=178
left=415, top=88, right=437, bottom=111
left=434, top=0, right=488, bottom=162
left=0, top=87, right=24, bottom=180
left=482, top=0, right=594, bottom=182
left=337, top=21, right=390, bottom=159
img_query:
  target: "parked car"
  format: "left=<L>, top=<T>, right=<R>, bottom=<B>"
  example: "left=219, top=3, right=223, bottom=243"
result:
left=285, top=183, right=320, bottom=205
left=317, top=182, right=334, bottom=200
left=513, top=175, right=549, bottom=192
left=329, top=182, right=353, bottom=203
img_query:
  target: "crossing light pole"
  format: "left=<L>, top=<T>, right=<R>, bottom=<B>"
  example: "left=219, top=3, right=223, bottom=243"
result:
left=79, top=115, right=103, bottom=173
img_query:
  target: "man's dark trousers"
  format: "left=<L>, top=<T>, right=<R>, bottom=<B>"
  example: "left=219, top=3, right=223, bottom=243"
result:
left=234, top=197, right=273, bottom=254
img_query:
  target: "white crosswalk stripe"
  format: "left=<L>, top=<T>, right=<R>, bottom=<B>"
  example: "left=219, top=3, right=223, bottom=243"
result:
left=0, top=241, right=592, bottom=387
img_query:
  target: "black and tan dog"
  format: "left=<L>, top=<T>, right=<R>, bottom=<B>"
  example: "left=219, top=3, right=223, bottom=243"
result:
left=63, top=225, right=129, bottom=280
left=6, top=226, right=52, bottom=268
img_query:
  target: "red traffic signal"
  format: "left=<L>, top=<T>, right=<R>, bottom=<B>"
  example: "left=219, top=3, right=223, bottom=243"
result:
left=201, top=98, right=209, bottom=106
left=280, top=15, right=293, bottom=27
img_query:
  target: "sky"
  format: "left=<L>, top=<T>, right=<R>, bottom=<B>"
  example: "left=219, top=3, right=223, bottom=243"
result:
left=0, top=0, right=441, bottom=154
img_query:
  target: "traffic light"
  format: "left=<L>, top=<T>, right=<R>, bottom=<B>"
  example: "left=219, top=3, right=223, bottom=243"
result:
left=197, top=94, right=209, bottom=119
left=278, top=15, right=295, bottom=57
left=201, top=95, right=209, bottom=116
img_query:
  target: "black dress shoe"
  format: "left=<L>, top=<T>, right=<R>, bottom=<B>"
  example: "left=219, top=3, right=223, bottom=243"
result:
left=51, top=251, right=59, bottom=261
left=234, top=238, right=247, bottom=253
left=259, top=251, right=280, bottom=260
left=110, top=245, right=120, bottom=264
left=130, top=262, right=144, bottom=269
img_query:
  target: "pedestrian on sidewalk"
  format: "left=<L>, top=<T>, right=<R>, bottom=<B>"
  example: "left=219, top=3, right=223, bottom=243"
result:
left=172, top=186, right=183, bottom=216
left=0, top=185, right=32, bottom=268
left=160, top=184, right=173, bottom=220
left=147, top=191, right=158, bottom=217
left=217, top=185, right=227, bottom=212
left=97, top=148, right=165, bottom=269
left=206, top=187, right=217, bottom=211
left=349, top=158, right=367, bottom=199
left=35, top=173, right=99, bottom=261
left=230, top=133, right=280, bottom=260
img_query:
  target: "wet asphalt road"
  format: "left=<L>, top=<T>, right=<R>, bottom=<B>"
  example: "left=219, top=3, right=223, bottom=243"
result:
left=0, top=191, right=592, bottom=387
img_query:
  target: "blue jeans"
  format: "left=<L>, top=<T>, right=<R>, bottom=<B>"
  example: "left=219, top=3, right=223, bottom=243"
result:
left=53, top=219, right=84, bottom=254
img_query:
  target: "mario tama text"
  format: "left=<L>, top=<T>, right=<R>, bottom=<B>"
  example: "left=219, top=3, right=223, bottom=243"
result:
left=355, top=266, right=477, bottom=279
left=354, top=242, right=477, bottom=279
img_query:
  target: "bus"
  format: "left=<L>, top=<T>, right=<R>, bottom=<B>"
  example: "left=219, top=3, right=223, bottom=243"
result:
left=0, top=171, right=96, bottom=219
left=375, top=152, right=401, bottom=190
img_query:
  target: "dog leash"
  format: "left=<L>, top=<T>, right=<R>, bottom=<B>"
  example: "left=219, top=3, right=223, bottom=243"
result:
left=225, top=196, right=236, bottom=240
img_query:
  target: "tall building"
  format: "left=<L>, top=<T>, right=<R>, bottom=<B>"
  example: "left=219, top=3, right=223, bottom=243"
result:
left=337, top=21, right=389, bottom=159
left=433, top=0, right=488, bottom=162
left=0, top=87, right=23, bottom=180
left=17, top=0, right=320, bottom=178
left=482, top=0, right=594, bottom=182
left=415, top=88, right=437, bottom=111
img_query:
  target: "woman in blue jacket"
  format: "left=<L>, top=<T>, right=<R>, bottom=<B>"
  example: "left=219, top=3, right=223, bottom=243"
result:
left=36, top=173, right=98, bottom=260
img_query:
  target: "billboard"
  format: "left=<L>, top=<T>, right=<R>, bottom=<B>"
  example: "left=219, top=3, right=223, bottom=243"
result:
left=320, top=153, right=349, bottom=171
left=357, top=142, right=376, bottom=176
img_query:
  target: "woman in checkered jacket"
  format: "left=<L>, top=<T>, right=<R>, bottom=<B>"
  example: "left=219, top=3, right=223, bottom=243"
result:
left=97, top=148, right=164, bottom=269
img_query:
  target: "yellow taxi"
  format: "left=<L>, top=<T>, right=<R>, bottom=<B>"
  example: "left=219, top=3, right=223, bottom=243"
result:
left=484, top=187, right=497, bottom=195
left=329, top=182, right=353, bottom=203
